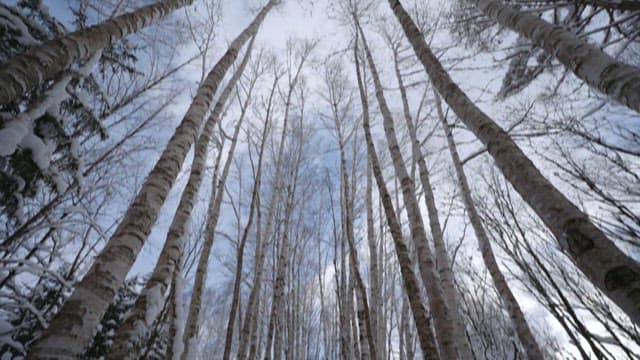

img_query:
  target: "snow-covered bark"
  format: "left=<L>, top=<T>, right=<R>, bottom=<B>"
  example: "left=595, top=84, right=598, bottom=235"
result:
left=388, top=0, right=640, bottom=326
left=354, top=33, right=440, bottom=360
left=469, top=0, right=640, bottom=114
left=0, top=50, right=101, bottom=159
left=0, top=0, right=193, bottom=107
left=26, top=3, right=274, bottom=358
left=357, top=21, right=460, bottom=359
left=434, top=90, right=545, bottom=359
left=108, top=35, right=256, bottom=360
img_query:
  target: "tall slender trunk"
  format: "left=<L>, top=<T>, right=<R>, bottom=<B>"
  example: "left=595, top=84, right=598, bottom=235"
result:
left=166, top=251, right=186, bottom=360
left=356, top=21, right=460, bottom=359
left=109, top=34, right=256, bottom=360
left=392, top=50, right=472, bottom=359
left=388, top=0, right=640, bottom=325
left=471, top=0, right=640, bottom=114
left=264, top=137, right=303, bottom=360
left=340, top=127, right=377, bottom=360
left=241, top=47, right=311, bottom=359
left=434, top=90, right=545, bottom=359
left=0, top=0, right=193, bottom=107
left=236, top=73, right=282, bottom=360
left=366, top=160, right=383, bottom=360
left=180, top=78, right=253, bottom=359
left=222, top=101, right=270, bottom=360
left=26, top=3, right=275, bottom=358
left=354, top=32, right=440, bottom=360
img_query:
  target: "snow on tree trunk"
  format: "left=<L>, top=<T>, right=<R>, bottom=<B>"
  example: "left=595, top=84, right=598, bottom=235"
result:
left=388, top=0, right=640, bottom=326
left=0, top=50, right=101, bottom=159
left=471, top=0, right=640, bottom=114
left=26, top=3, right=274, bottom=358
left=0, top=0, right=193, bottom=107
left=108, top=35, right=256, bottom=360
left=354, top=32, right=440, bottom=360
left=434, top=90, right=545, bottom=359
left=357, top=21, right=460, bottom=359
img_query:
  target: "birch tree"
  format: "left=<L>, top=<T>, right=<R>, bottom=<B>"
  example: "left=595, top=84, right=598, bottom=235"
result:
left=221, top=57, right=270, bottom=359
left=387, top=31, right=473, bottom=359
left=465, top=0, right=640, bottom=114
left=433, top=90, right=545, bottom=359
left=387, top=0, right=640, bottom=325
left=356, top=17, right=465, bottom=359
left=108, top=33, right=257, bottom=360
left=354, top=31, right=440, bottom=360
left=180, top=47, right=261, bottom=359
left=0, top=0, right=194, bottom=107
left=27, top=2, right=278, bottom=357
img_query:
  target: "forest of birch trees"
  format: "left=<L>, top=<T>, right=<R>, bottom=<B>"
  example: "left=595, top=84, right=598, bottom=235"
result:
left=0, top=0, right=639, bottom=359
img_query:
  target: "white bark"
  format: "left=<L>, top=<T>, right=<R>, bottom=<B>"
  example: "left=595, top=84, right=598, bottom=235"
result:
left=27, top=3, right=274, bottom=357
left=0, top=0, right=193, bottom=107
left=392, top=51, right=472, bottom=359
left=180, top=54, right=260, bottom=358
left=357, top=21, right=460, bottom=359
left=109, top=35, right=256, bottom=360
left=354, top=32, right=440, bottom=360
left=472, top=0, right=640, bottom=114
left=434, top=90, right=545, bottom=359
left=388, top=0, right=640, bottom=327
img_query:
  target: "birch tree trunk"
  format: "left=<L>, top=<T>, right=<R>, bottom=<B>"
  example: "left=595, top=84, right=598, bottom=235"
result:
left=222, top=94, right=270, bottom=360
left=356, top=21, right=461, bottom=359
left=240, top=44, right=312, bottom=359
left=333, top=93, right=377, bottom=360
left=180, top=65, right=256, bottom=359
left=236, top=72, right=282, bottom=360
left=341, top=143, right=376, bottom=360
left=392, top=50, right=473, bottom=359
left=354, top=33, right=440, bottom=360
left=434, top=90, right=545, bottom=359
left=26, top=2, right=276, bottom=358
left=366, top=160, right=384, bottom=360
left=264, top=134, right=303, bottom=360
left=388, top=0, right=640, bottom=326
left=470, top=0, right=640, bottom=114
left=166, top=262, right=185, bottom=360
left=109, top=34, right=256, bottom=360
left=0, top=0, right=193, bottom=107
